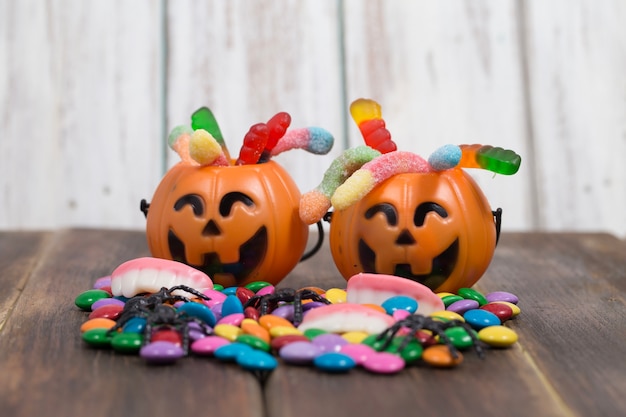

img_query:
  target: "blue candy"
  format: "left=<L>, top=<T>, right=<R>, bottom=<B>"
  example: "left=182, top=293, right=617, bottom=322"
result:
left=463, top=309, right=501, bottom=330
left=221, top=295, right=244, bottom=316
left=177, top=301, right=216, bottom=327
left=236, top=350, right=278, bottom=371
left=122, top=317, right=147, bottom=334
left=214, top=342, right=253, bottom=361
left=381, top=295, right=419, bottom=315
left=313, top=352, right=356, bottom=373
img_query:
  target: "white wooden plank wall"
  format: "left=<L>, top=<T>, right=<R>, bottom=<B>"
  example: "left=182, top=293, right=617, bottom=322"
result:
left=1, top=0, right=624, bottom=238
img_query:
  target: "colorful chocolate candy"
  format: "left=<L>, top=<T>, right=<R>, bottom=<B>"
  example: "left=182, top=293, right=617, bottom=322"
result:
left=75, top=260, right=521, bottom=376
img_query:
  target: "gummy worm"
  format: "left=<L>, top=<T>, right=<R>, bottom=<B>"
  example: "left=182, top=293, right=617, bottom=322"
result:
left=458, top=144, right=521, bottom=175
left=331, top=151, right=433, bottom=211
left=350, top=98, right=397, bottom=154
left=191, top=107, right=231, bottom=162
left=270, top=127, right=334, bottom=157
left=299, top=146, right=380, bottom=225
left=189, top=129, right=229, bottom=166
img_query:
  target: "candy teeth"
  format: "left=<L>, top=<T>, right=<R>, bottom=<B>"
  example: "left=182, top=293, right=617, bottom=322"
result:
left=297, top=303, right=395, bottom=334
left=110, top=257, right=213, bottom=298
left=346, top=273, right=444, bottom=315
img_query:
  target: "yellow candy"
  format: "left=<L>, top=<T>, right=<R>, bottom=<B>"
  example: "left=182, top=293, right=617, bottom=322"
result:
left=325, top=288, right=347, bottom=304
left=436, top=292, right=456, bottom=299
left=478, top=325, right=518, bottom=347
left=493, top=301, right=521, bottom=317
left=189, top=129, right=223, bottom=165
left=429, top=310, right=464, bottom=322
left=341, top=331, right=369, bottom=344
left=269, top=326, right=303, bottom=338
left=213, top=324, right=242, bottom=341
left=241, top=318, right=259, bottom=327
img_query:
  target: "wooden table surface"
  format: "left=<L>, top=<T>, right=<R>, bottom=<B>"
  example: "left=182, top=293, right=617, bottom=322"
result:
left=1, top=229, right=625, bottom=417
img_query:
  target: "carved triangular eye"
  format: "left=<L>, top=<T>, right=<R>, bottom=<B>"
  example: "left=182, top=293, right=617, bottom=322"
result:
left=364, top=203, right=397, bottom=226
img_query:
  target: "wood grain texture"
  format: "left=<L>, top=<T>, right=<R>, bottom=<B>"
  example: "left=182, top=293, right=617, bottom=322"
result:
left=1, top=1, right=625, bottom=237
left=165, top=0, right=345, bottom=195
left=0, top=0, right=164, bottom=229
left=0, top=229, right=264, bottom=417
left=522, top=0, right=626, bottom=235
left=0, top=230, right=625, bottom=417
left=341, top=0, right=534, bottom=231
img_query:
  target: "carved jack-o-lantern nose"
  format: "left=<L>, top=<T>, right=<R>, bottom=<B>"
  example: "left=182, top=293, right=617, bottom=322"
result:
left=203, top=220, right=221, bottom=236
left=395, top=230, right=415, bottom=245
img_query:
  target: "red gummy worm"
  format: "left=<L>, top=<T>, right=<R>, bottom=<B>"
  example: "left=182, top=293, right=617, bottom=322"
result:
left=265, top=112, right=291, bottom=151
left=236, top=123, right=270, bottom=165
left=358, top=119, right=397, bottom=154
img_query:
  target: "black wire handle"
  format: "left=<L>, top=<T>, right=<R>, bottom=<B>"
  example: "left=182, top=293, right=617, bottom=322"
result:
left=300, top=220, right=324, bottom=262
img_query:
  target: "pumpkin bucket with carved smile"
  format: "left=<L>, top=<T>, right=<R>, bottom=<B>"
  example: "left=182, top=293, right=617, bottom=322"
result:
left=142, top=107, right=334, bottom=287
left=299, top=98, right=520, bottom=293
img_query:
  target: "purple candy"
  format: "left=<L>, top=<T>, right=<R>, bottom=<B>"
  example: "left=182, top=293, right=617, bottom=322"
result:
left=93, top=276, right=112, bottom=289
left=485, top=291, right=519, bottom=304
left=271, top=305, right=294, bottom=321
left=279, top=341, right=322, bottom=364
left=140, top=341, right=185, bottom=364
left=91, top=297, right=125, bottom=311
left=447, top=299, right=480, bottom=314
left=302, top=301, right=327, bottom=311
left=311, top=333, right=348, bottom=353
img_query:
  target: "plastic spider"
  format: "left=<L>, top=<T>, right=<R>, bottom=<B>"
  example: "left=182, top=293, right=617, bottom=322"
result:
left=244, top=287, right=331, bottom=326
left=142, top=303, right=212, bottom=354
left=107, top=285, right=210, bottom=335
left=375, top=313, right=486, bottom=359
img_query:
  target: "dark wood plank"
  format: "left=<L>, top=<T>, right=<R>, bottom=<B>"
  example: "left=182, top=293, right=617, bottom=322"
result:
left=0, top=229, right=264, bottom=417
left=0, top=231, right=51, bottom=328
left=269, top=232, right=571, bottom=417
left=475, top=233, right=626, bottom=417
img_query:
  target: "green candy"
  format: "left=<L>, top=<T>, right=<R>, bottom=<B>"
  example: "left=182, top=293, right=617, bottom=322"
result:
left=236, top=334, right=270, bottom=352
left=362, top=335, right=423, bottom=363
left=244, top=281, right=272, bottom=293
left=441, top=294, right=464, bottom=307
left=191, top=107, right=226, bottom=146
left=458, top=287, right=488, bottom=306
left=475, top=146, right=521, bottom=175
left=443, top=326, right=477, bottom=350
left=111, top=333, right=143, bottom=353
left=82, top=328, right=113, bottom=347
left=212, top=284, right=225, bottom=292
left=74, top=289, right=111, bottom=311
left=303, top=328, right=327, bottom=340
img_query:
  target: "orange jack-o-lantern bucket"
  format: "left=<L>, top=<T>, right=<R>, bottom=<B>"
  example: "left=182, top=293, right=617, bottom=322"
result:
left=328, top=169, right=500, bottom=293
left=142, top=107, right=334, bottom=287
left=299, top=98, right=520, bottom=293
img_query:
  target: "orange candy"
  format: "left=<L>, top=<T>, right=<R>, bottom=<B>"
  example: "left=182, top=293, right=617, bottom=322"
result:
left=422, top=345, right=464, bottom=368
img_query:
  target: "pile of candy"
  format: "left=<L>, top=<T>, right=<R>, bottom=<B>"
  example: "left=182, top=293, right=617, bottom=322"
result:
left=75, top=265, right=519, bottom=375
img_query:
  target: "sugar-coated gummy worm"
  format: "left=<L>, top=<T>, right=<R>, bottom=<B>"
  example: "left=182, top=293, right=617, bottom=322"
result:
left=189, top=129, right=229, bottom=166
left=299, top=146, right=381, bottom=224
left=191, top=107, right=231, bottom=162
left=331, top=151, right=433, bottom=211
left=270, top=127, right=334, bottom=157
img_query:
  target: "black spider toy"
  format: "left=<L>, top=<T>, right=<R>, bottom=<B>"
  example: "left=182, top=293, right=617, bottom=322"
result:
left=107, top=285, right=210, bottom=352
left=244, top=287, right=331, bottom=326
left=375, top=313, right=486, bottom=359
left=142, top=303, right=212, bottom=354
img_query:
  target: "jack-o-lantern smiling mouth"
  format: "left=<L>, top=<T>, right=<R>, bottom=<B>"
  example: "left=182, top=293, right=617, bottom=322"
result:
left=358, top=238, right=459, bottom=290
left=167, top=227, right=268, bottom=285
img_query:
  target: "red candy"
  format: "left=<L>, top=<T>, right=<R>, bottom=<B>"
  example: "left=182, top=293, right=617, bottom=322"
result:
left=265, top=112, right=291, bottom=151
left=88, top=304, right=123, bottom=320
left=480, top=303, right=514, bottom=322
left=236, top=123, right=270, bottom=165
